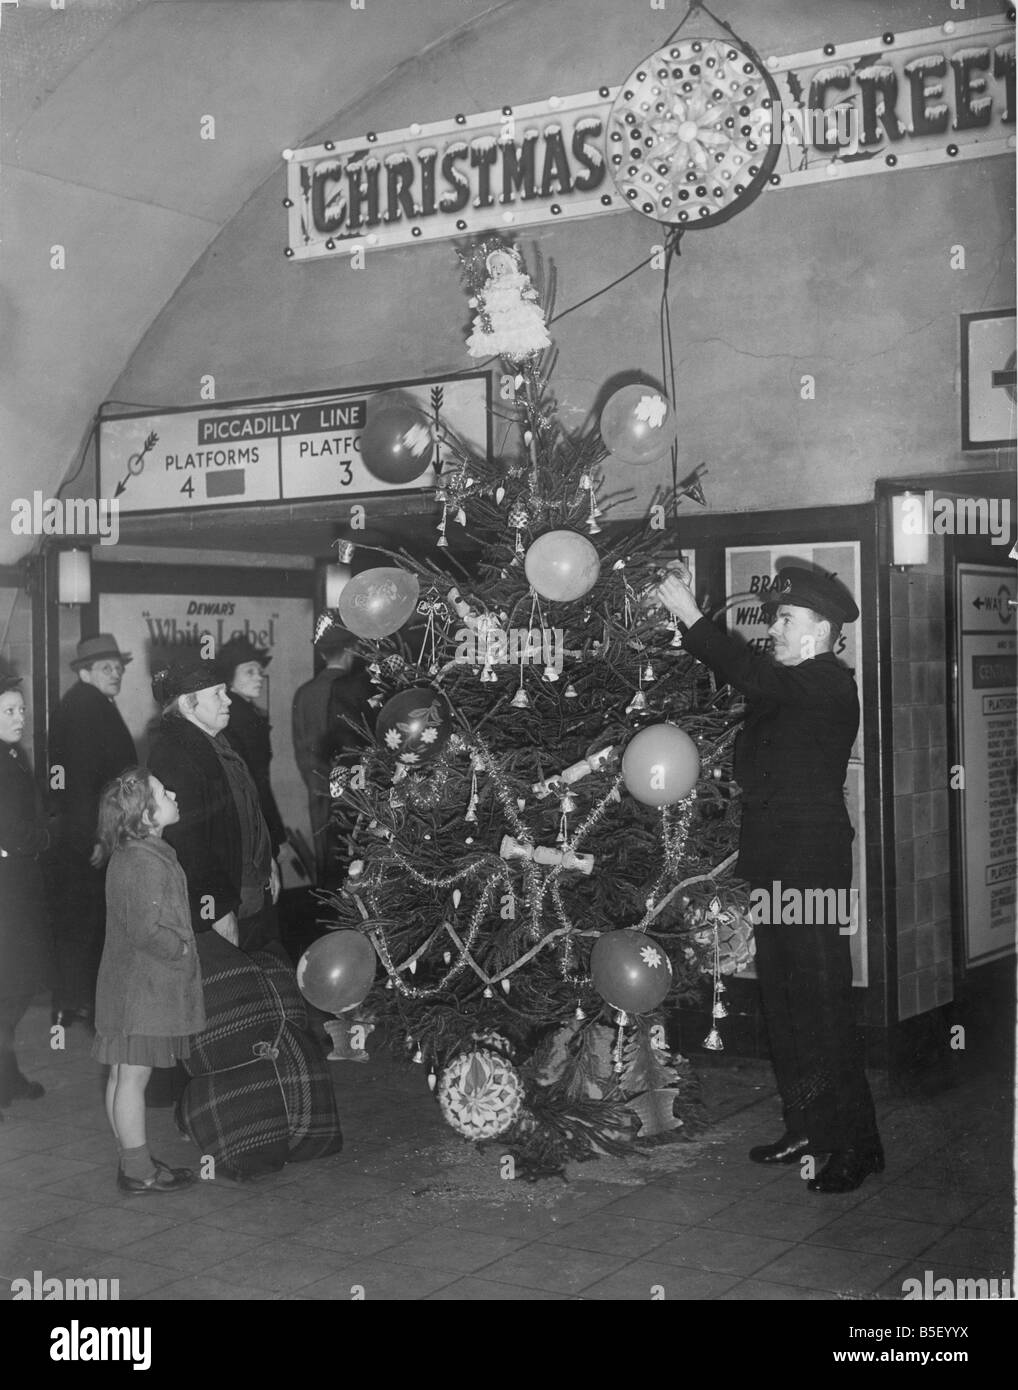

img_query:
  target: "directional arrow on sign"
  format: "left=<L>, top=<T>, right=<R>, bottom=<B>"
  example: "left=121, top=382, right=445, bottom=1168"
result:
left=114, top=431, right=159, bottom=497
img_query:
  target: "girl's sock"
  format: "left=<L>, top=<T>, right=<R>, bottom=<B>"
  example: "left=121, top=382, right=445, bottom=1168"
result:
left=120, top=1143, right=156, bottom=1181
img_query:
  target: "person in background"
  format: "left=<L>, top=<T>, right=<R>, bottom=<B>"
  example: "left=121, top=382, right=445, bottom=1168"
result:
left=655, top=562, right=882, bottom=1194
left=291, top=617, right=372, bottom=887
left=49, top=635, right=137, bottom=1028
left=0, top=676, right=51, bottom=1115
left=148, top=660, right=280, bottom=954
left=214, top=636, right=286, bottom=860
left=92, top=768, right=204, bottom=1194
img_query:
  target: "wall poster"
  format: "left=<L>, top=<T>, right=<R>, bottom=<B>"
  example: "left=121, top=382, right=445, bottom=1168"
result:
left=954, top=563, right=1017, bottom=967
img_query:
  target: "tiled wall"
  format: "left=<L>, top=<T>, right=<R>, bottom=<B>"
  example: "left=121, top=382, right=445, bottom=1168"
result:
left=889, top=536, right=954, bottom=1021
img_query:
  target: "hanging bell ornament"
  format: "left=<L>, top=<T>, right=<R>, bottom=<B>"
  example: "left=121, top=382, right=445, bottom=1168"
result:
left=483, top=986, right=494, bottom=999
left=712, top=999, right=729, bottom=1020
left=643, top=662, right=655, bottom=682
left=443, top=951, right=452, bottom=965
left=542, top=664, right=560, bottom=683
left=670, top=622, right=684, bottom=649
left=510, top=686, right=530, bottom=709
left=626, top=690, right=648, bottom=714
left=703, top=1028, right=725, bottom=1052
left=563, top=683, right=578, bottom=699
left=412, top=1049, right=423, bottom=1064
left=480, top=662, right=498, bottom=684
left=560, top=792, right=579, bottom=814
left=574, top=1006, right=586, bottom=1020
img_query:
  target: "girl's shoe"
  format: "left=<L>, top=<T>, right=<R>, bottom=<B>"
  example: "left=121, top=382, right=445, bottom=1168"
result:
left=117, top=1161, right=195, bottom=1195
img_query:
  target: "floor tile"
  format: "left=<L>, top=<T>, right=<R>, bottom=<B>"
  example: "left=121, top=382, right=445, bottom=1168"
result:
left=651, top=1224, right=796, bottom=1276
left=292, top=1212, right=438, bottom=1257
left=580, top=1261, right=740, bottom=1301
left=960, top=1195, right=1015, bottom=1232
left=542, top=1212, right=682, bottom=1258
left=0, top=1153, right=102, bottom=1189
left=116, top=1221, right=268, bottom=1273
left=425, top=1277, right=580, bottom=1300
left=33, top=1205, right=181, bottom=1252
left=917, top=1228, right=1014, bottom=1271
left=719, top=1277, right=852, bottom=1301
left=204, top=1237, right=354, bottom=1294
left=474, top=1241, right=631, bottom=1295
left=374, top=1226, right=526, bottom=1273
left=0, top=1191, right=93, bottom=1234
left=705, top=1195, right=841, bottom=1241
left=77, top=1253, right=179, bottom=1298
left=753, top=1243, right=911, bottom=1296
left=806, top=1210, right=947, bottom=1260
left=852, top=1183, right=988, bottom=1229
left=198, top=1194, right=334, bottom=1238
left=292, top=1257, right=460, bottom=1301
left=437, top=1199, right=582, bottom=1242
left=0, top=1234, right=106, bottom=1280
left=137, top=1275, right=283, bottom=1301
left=599, top=1185, right=740, bottom=1225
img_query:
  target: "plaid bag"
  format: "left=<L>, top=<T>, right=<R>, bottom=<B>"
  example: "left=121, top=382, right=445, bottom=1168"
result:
left=178, top=934, right=343, bottom=1176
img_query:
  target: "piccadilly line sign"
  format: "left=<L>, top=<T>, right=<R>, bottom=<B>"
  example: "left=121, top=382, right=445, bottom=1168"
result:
left=284, top=15, right=1015, bottom=260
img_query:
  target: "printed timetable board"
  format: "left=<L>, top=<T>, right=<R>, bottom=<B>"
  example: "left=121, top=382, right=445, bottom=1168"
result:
left=724, top=542, right=867, bottom=988
left=97, top=373, right=491, bottom=515
left=955, top=563, right=1017, bottom=967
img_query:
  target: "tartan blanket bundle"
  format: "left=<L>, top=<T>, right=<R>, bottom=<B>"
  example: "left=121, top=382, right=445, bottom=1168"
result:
left=178, top=934, right=343, bottom=1179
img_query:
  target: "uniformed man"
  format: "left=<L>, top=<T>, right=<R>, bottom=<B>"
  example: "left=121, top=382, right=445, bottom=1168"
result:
left=656, top=563, right=883, bottom=1194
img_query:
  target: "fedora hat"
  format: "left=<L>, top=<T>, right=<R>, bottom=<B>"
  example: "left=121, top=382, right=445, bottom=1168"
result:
left=70, top=634, right=133, bottom=670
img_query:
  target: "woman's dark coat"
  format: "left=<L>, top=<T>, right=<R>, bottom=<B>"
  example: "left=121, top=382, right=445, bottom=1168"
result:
left=0, top=744, right=53, bottom=996
left=222, top=693, right=285, bottom=856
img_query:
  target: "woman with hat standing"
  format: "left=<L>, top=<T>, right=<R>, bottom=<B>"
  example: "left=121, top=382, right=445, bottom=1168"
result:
left=0, top=677, right=52, bottom=1114
left=214, top=637, right=285, bottom=861
left=49, top=634, right=137, bottom=1027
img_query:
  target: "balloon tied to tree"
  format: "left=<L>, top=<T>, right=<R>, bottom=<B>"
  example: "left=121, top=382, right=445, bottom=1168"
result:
left=299, top=235, right=755, bottom=1174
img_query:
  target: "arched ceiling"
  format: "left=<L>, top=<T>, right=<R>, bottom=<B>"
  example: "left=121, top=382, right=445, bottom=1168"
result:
left=0, top=0, right=520, bottom=565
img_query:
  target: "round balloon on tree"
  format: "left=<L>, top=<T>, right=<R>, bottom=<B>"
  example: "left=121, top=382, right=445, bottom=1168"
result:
left=599, top=385, right=677, bottom=465
left=524, top=529, right=601, bottom=602
left=376, top=685, right=453, bottom=764
left=590, top=929, right=673, bottom=1013
left=337, top=567, right=420, bottom=640
left=296, top=930, right=377, bottom=1014
left=622, top=723, right=700, bottom=805
left=360, top=402, right=435, bottom=484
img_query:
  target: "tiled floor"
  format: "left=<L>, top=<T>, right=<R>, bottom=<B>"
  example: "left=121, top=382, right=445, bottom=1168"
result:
left=0, top=1003, right=1013, bottom=1302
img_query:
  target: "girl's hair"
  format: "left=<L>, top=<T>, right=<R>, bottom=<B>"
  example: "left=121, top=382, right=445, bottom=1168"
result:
left=95, top=767, right=159, bottom=863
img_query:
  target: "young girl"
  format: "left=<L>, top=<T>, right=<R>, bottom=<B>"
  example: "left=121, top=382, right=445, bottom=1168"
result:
left=93, top=768, right=206, bottom=1194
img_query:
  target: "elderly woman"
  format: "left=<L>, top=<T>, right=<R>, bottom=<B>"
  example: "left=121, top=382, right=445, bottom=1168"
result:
left=147, top=660, right=280, bottom=954
left=213, top=637, right=285, bottom=861
left=0, top=676, right=51, bottom=1114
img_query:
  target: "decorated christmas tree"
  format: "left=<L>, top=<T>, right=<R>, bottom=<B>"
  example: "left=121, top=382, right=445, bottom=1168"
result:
left=309, top=238, right=754, bottom=1173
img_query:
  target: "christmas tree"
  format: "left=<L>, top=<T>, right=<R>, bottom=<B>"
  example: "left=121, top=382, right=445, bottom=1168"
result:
left=321, top=238, right=752, bottom=1174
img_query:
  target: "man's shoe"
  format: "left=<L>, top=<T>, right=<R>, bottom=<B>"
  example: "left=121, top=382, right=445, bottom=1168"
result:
left=117, top=1162, right=195, bottom=1195
left=748, top=1132, right=812, bottom=1165
left=807, top=1144, right=885, bottom=1193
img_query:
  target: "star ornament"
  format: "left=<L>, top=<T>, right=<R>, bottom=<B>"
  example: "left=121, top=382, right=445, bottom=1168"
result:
left=640, top=944, right=665, bottom=969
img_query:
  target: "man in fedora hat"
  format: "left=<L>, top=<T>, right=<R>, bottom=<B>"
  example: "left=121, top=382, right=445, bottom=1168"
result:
left=49, top=634, right=137, bottom=1026
left=656, top=563, right=883, bottom=1194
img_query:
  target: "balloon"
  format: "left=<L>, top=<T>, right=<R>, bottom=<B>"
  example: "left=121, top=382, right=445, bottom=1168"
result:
left=296, top=930, right=377, bottom=1013
left=599, top=385, right=677, bottom=465
left=590, top=929, right=673, bottom=1013
left=338, top=567, right=420, bottom=640
left=376, top=685, right=453, bottom=764
left=360, top=404, right=435, bottom=484
left=622, top=723, right=700, bottom=805
left=524, top=529, right=601, bottom=602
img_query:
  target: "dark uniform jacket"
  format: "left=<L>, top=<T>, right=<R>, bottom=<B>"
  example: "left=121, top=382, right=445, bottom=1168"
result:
left=0, top=743, right=53, bottom=996
left=681, top=615, right=859, bottom=887
left=148, top=715, right=243, bottom=933
left=222, top=693, right=285, bottom=855
left=291, top=661, right=373, bottom=798
left=49, top=681, right=137, bottom=855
